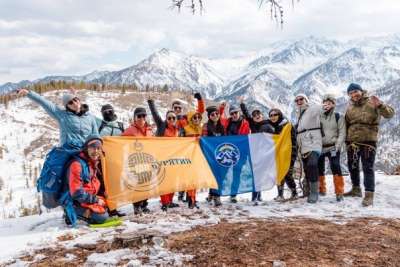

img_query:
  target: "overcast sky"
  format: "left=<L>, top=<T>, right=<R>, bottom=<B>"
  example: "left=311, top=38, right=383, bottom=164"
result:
left=0, top=0, right=399, bottom=84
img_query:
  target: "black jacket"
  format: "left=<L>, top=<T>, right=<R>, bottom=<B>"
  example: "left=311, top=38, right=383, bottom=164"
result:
left=269, top=118, right=297, bottom=168
left=240, top=103, right=274, bottom=134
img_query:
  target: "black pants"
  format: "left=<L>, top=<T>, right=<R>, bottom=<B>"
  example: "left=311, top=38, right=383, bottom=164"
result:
left=302, top=151, right=320, bottom=183
left=318, top=151, right=342, bottom=176
left=251, top=191, right=262, bottom=201
left=279, top=167, right=297, bottom=190
left=347, top=143, right=376, bottom=192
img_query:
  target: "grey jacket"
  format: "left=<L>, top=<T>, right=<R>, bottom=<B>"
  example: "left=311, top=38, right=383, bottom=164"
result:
left=96, top=117, right=124, bottom=137
left=296, top=104, right=323, bottom=155
left=320, top=110, right=346, bottom=153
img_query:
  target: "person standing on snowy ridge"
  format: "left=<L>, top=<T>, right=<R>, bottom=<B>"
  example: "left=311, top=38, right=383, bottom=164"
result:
left=223, top=101, right=251, bottom=203
left=202, top=103, right=227, bottom=207
left=147, top=97, right=181, bottom=212
left=96, top=104, right=126, bottom=217
left=181, top=109, right=204, bottom=209
left=318, top=94, right=346, bottom=202
left=238, top=96, right=273, bottom=205
left=344, top=83, right=394, bottom=207
left=267, top=108, right=298, bottom=202
left=294, top=93, right=323, bottom=204
left=122, top=106, right=153, bottom=214
left=17, top=88, right=98, bottom=148
left=174, top=92, right=205, bottom=202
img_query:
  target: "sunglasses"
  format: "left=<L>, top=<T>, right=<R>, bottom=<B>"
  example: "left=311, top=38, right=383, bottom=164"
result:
left=136, top=114, right=146, bottom=119
left=173, top=106, right=182, bottom=111
left=295, top=97, right=304, bottom=103
left=252, top=111, right=262, bottom=117
left=269, top=113, right=279, bottom=117
left=210, top=112, right=219, bottom=117
left=67, top=97, right=80, bottom=105
left=102, top=109, right=114, bottom=114
left=167, top=116, right=176, bottom=121
left=192, top=115, right=202, bottom=120
left=230, top=111, right=239, bottom=116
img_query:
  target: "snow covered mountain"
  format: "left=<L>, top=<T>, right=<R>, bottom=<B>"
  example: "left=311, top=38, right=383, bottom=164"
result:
left=292, top=46, right=400, bottom=103
left=92, top=49, right=225, bottom=98
left=2, top=34, right=400, bottom=107
left=0, top=49, right=226, bottom=99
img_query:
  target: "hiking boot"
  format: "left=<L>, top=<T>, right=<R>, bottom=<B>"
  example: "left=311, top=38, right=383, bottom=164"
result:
left=214, top=196, right=222, bottom=207
left=344, top=186, right=362, bottom=197
left=108, top=209, right=126, bottom=217
left=230, top=196, right=238, bottom=203
left=161, top=205, right=168, bottom=212
left=141, top=207, right=150, bottom=214
left=290, top=189, right=298, bottom=200
left=64, top=214, right=72, bottom=226
left=133, top=206, right=141, bottom=215
left=188, top=199, right=199, bottom=209
left=336, top=194, right=344, bottom=202
left=168, top=202, right=180, bottom=208
left=319, top=176, right=327, bottom=196
left=362, top=191, right=374, bottom=207
left=206, top=194, right=213, bottom=203
left=253, top=201, right=259, bottom=206
left=307, top=182, right=319, bottom=204
left=178, top=192, right=185, bottom=202
left=302, top=180, right=310, bottom=197
left=274, top=195, right=285, bottom=202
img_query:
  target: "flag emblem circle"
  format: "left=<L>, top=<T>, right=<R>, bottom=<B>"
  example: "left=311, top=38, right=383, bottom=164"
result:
left=214, top=143, right=240, bottom=167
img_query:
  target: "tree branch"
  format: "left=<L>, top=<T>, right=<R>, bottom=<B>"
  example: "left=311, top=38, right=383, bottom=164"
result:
left=170, top=0, right=298, bottom=25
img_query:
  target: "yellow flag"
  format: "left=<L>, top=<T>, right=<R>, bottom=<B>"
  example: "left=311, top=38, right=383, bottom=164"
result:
left=101, top=136, right=217, bottom=210
left=272, top=123, right=292, bottom=184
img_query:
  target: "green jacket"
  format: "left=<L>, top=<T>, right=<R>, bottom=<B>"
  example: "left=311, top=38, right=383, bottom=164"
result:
left=345, top=91, right=395, bottom=143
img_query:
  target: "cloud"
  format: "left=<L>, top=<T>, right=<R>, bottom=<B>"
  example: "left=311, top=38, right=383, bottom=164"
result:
left=0, top=0, right=399, bottom=83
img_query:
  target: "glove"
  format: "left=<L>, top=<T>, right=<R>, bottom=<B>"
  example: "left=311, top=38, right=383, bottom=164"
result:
left=194, top=92, right=202, bottom=101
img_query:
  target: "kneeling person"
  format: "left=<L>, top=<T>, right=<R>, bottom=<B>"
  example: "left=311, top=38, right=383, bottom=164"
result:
left=68, top=135, right=109, bottom=224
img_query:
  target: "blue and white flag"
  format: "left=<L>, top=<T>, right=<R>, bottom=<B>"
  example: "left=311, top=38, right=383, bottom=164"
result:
left=200, top=125, right=292, bottom=196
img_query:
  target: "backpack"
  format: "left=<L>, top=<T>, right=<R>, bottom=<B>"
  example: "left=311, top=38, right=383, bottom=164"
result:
left=37, top=145, right=90, bottom=227
left=98, top=121, right=124, bottom=136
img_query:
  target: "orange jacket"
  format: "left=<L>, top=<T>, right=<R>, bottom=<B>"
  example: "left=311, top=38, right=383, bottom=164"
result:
left=68, top=153, right=102, bottom=209
left=122, top=122, right=153, bottom=137
left=164, top=123, right=180, bottom=137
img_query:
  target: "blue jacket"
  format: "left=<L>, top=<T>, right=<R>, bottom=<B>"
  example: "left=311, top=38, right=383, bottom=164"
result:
left=27, top=91, right=99, bottom=147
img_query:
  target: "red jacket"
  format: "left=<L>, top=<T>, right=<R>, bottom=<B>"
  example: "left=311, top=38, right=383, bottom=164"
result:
left=219, top=104, right=251, bottom=135
left=68, top=152, right=101, bottom=206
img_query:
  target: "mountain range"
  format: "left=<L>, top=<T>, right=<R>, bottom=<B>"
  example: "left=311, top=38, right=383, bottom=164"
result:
left=2, top=35, right=400, bottom=111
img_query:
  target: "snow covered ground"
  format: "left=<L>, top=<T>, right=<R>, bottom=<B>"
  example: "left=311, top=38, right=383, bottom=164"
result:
left=1, top=173, right=399, bottom=266
left=1, top=89, right=399, bottom=266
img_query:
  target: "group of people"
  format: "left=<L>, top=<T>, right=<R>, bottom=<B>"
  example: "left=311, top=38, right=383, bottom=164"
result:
left=16, top=82, right=394, bottom=225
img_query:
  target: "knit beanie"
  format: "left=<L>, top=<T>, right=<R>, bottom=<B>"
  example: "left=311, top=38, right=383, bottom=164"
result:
left=294, top=93, right=309, bottom=103
left=62, top=93, right=77, bottom=107
left=322, top=94, right=336, bottom=104
left=347, top=83, right=362, bottom=94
